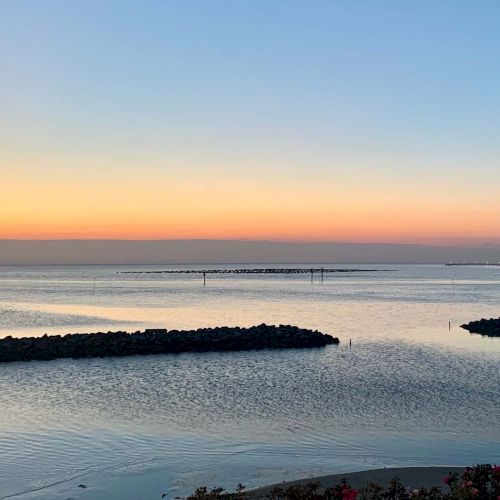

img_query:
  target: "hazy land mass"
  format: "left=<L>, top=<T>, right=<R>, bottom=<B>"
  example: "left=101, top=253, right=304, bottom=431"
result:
left=1, top=239, right=500, bottom=265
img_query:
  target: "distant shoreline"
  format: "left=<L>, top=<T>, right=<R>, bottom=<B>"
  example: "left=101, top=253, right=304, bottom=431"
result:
left=1, top=239, right=500, bottom=265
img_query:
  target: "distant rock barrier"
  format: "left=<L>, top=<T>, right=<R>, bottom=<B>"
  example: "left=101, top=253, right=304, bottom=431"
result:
left=119, top=268, right=381, bottom=274
left=0, top=324, right=339, bottom=363
left=461, top=318, right=500, bottom=337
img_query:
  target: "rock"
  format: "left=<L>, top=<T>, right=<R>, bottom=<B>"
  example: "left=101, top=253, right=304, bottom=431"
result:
left=0, top=325, right=339, bottom=363
left=461, top=317, right=500, bottom=337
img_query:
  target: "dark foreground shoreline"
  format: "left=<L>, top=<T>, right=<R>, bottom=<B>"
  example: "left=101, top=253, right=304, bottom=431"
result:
left=0, top=324, right=338, bottom=363
left=245, top=467, right=466, bottom=499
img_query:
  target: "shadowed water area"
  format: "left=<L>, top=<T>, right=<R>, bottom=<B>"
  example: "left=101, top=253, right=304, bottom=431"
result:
left=0, top=264, right=499, bottom=499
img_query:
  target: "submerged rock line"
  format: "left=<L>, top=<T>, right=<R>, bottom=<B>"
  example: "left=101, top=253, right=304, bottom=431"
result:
left=118, top=268, right=381, bottom=274
left=0, top=324, right=339, bottom=363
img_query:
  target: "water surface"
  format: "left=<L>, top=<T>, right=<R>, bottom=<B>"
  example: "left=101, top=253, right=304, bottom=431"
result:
left=0, top=264, right=499, bottom=499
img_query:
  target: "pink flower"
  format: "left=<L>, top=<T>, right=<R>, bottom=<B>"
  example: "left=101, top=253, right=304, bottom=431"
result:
left=443, top=475, right=452, bottom=485
left=341, top=487, right=358, bottom=500
left=493, top=466, right=500, bottom=473
left=471, top=488, right=479, bottom=496
left=466, top=481, right=473, bottom=487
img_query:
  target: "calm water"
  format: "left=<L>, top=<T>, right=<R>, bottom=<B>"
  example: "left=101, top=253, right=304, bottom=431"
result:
left=0, top=264, right=499, bottom=499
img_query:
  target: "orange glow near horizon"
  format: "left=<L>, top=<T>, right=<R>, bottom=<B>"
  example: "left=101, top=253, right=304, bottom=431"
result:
left=3, top=173, right=500, bottom=245
left=3, top=146, right=500, bottom=247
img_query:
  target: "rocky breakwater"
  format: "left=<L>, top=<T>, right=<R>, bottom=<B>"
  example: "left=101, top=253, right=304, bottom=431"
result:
left=0, top=324, right=339, bottom=363
left=461, top=317, right=500, bottom=337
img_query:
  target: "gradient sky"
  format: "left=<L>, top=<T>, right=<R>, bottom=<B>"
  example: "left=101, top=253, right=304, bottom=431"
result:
left=1, top=1, right=500, bottom=244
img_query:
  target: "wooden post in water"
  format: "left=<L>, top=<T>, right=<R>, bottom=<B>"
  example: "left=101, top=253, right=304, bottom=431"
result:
left=203, top=272, right=206, bottom=286
left=321, top=266, right=324, bottom=283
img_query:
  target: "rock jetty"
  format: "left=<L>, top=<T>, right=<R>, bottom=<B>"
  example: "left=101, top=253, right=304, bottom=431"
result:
left=0, top=324, right=339, bottom=363
left=119, top=268, right=380, bottom=274
left=461, top=318, right=500, bottom=337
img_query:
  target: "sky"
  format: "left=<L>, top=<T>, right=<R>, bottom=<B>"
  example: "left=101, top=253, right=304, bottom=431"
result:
left=1, top=1, right=500, bottom=245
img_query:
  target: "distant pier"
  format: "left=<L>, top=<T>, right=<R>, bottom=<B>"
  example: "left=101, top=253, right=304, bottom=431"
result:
left=445, top=262, right=500, bottom=267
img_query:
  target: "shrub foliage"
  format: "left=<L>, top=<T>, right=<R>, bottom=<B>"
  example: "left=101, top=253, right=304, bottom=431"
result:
left=186, top=464, right=500, bottom=500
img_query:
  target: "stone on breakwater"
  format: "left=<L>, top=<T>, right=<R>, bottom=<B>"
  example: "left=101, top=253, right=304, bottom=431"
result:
left=461, top=317, right=500, bottom=337
left=0, top=324, right=339, bottom=363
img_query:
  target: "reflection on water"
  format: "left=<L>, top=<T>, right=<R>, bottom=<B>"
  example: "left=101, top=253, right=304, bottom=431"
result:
left=0, top=265, right=499, bottom=499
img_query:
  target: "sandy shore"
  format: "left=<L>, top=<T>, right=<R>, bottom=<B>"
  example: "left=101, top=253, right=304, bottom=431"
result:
left=246, top=467, right=465, bottom=498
